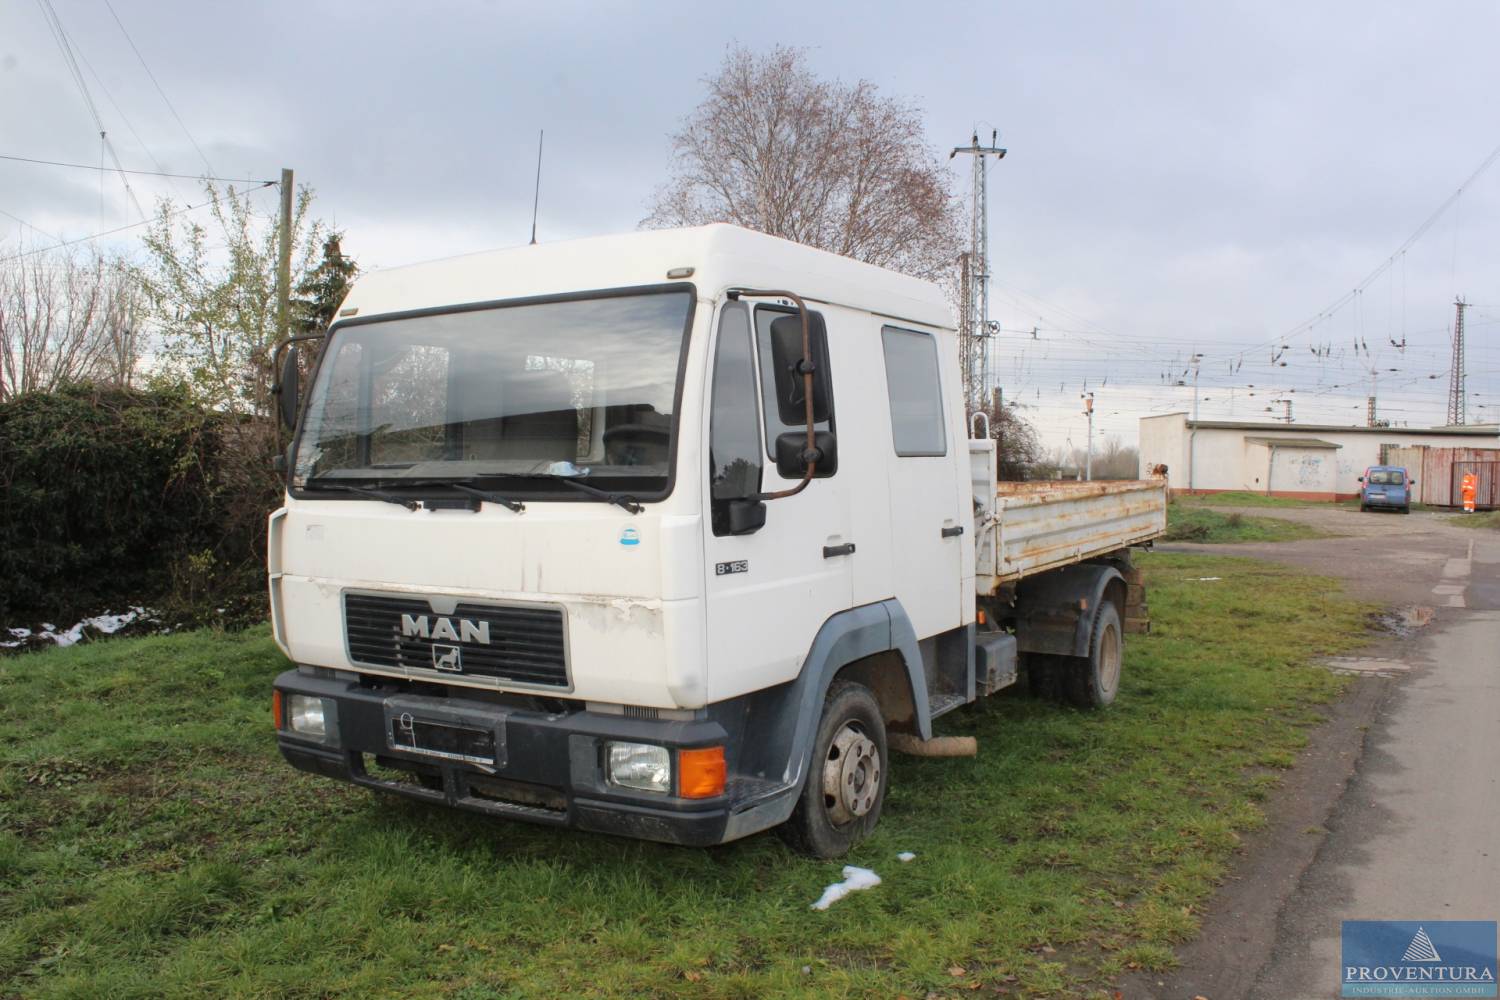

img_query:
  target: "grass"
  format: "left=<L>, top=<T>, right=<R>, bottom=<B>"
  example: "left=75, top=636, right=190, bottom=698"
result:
left=1449, top=510, right=1500, bottom=529
left=0, top=554, right=1374, bottom=999
left=1181, top=491, right=1434, bottom=514
left=1164, top=504, right=1329, bottom=544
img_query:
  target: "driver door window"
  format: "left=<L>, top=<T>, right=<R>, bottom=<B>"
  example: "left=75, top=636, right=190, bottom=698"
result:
left=708, top=302, right=763, bottom=536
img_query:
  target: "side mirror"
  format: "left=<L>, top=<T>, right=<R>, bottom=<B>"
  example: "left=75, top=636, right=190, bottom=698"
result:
left=1357, top=476, right=1364, bottom=483
left=1409, top=479, right=1416, bottom=485
left=768, top=312, right=832, bottom=425
left=775, top=430, right=838, bottom=480
left=724, top=499, right=767, bottom=535
left=276, top=346, right=300, bottom=429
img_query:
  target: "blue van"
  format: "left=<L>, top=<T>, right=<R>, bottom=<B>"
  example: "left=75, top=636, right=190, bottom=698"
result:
left=1358, top=466, right=1414, bottom=513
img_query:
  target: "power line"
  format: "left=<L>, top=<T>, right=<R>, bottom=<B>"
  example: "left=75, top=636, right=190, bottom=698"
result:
left=102, top=0, right=216, bottom=177
left=0, top=152, right=274, bottom=186
left=34, top=0, right=146, bottom=220
left=0, top=208, right=63, bottom=245
left=0, top=181, right=275, bottom=263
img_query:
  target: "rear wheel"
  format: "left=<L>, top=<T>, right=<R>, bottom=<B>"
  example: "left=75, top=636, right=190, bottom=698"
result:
left=1063, top=601, right=1123, bottom=709
left=779, top=680, right=888, bottom=858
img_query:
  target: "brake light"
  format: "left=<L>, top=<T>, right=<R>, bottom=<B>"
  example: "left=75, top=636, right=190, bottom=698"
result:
left=677, top=746, right=726, bottom=799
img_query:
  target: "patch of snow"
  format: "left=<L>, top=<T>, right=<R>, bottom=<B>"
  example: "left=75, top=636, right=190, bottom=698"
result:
left=810, top=865, right=881, bottom=911
left=1, top=607, right=155, bottom=650
left=897, top=851, right=916, bottom=863
left=1192, top=577, right=1223, bottom=582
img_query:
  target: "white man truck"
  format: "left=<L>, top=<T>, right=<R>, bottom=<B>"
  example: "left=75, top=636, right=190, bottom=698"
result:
left=269, top=224, right=1166, bottom=857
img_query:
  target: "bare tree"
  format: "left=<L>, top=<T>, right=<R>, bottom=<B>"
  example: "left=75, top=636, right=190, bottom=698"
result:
left=645, top=44, right=963, bottom=281
left=0, top=244, right=141, bottom=400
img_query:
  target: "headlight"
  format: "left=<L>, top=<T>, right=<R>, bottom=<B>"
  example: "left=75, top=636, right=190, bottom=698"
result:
left=606, top=741, right=671, bottom=793
left=287, top=694, right=329, bottom=739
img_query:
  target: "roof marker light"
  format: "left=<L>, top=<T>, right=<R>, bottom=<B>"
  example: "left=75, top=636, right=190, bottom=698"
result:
left=666, top=267, right=694, bottom=279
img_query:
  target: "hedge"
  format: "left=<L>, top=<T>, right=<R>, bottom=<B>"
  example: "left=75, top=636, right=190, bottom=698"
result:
left=0, top=383, right=226, bottom=622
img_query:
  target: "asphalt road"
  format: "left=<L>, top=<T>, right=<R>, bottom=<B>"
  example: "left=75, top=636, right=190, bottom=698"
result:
left=1128, top=507, right=1500, bottom=1000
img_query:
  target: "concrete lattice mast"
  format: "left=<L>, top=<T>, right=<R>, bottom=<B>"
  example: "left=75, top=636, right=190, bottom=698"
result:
left=1447, top=297, right=1467, bottom=425
left=951, top=131, right=1006, bottom=416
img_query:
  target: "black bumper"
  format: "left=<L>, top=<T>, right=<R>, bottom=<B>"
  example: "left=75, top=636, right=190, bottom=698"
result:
left=273, top=669, right=764, bottom=847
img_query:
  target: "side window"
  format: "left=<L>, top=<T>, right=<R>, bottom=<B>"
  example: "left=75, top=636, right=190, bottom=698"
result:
left=880, top=326, right=947, bottom=457
left=754, top=305, right=833, bottom=464
left=708, top=303, right=763, bottom=536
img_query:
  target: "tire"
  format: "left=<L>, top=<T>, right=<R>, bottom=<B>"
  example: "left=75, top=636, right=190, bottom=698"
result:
left=1360, top=503, right=1368, bottom=512
left=778, top=679, right=888, bottom=858
left=1401, top=506, right=1411, bottom=515
left=1063, top=601, right=1123, bottom=710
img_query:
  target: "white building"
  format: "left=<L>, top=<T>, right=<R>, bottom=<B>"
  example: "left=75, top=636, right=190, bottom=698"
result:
left=1138, top=413, right=1500, bottom=501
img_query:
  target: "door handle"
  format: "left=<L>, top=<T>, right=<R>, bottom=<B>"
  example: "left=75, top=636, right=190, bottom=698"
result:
left=941, top=525, right=965, bottom=538
left=822, top=542, right=856, bottom=559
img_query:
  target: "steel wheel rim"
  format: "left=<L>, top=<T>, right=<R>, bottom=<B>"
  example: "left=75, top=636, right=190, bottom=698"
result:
left=821, top=722, right=880, bottom=826
left=1099, top=621, right=1121, bottom=695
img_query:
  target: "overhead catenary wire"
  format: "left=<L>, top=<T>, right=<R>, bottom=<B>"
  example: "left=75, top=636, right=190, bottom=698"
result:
left=33, top=0, right=146, bottom=221
left=102, top=0, right=216, bottom=177
left=0, top=181, right=275, bottom=264
left=0, top=153, right=274, bottom=186
left=0, top=207, right=64, bottom=245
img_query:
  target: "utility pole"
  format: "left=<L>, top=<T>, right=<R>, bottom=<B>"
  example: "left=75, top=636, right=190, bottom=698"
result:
left=951, top=130, right=1006, bottom=416
left=1190, top=353, right=1203, bottom=421
left=275, top=167, right=293, bottom=340
left=1447, top=297, right=1468, bottom=425
left=1082, top=392, right=1095, bottom=481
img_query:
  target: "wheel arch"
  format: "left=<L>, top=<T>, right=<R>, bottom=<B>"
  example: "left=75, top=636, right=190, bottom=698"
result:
left=784, top=600, right=931, bottom=787
left=1013, top=563, right=1126, bottom=659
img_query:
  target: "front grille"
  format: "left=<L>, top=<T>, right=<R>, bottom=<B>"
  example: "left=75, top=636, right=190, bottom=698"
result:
left=343, top=593, right=568, bottom=688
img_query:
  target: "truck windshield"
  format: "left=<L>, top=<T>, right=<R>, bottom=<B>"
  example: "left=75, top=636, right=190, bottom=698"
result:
left=292, top=289, right=693, bottom=495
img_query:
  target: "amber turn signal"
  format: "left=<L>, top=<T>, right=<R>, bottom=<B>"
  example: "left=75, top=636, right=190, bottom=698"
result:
left=272, top=689, right=284, bottom=730
left=677, top=746, right=726, bottom=799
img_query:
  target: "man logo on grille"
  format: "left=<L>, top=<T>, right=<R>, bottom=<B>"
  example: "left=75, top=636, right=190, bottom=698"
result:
left=400, top=614, right=491, bottom=645
left=432, top=644, right=462, bottom=672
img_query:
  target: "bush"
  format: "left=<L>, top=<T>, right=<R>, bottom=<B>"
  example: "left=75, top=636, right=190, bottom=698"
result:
left=0, top=383, right=236, bottom=624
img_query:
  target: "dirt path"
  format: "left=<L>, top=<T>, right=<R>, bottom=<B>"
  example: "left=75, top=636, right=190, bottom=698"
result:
left=1124, top=506, right=1499, bottom=999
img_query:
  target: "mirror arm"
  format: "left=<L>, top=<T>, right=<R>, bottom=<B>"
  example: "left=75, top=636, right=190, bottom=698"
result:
left=726, top=287, right=817, bottom=500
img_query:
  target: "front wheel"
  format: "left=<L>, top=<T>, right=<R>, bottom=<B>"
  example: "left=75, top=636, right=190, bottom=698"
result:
left=779, top=680, right=888, bottom=858
left=1063, top=601, right=1123, bottom=709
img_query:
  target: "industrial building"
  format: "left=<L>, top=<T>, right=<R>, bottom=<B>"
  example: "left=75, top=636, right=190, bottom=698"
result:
left=1138, top=413, right=1500, bottom=504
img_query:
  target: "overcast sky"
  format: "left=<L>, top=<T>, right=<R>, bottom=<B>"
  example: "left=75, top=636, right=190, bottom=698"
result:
left=4, top=0, right=1498, bottom=449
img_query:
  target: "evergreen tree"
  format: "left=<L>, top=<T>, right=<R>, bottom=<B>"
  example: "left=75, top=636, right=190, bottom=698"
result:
left=292, top=234, right=357, bottom=336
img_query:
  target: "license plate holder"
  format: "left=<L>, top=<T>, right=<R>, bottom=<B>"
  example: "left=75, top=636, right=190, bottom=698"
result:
left=384, top=695, right=507, bottom=768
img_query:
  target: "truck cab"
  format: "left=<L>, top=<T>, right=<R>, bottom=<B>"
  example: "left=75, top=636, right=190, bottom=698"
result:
left=1358, top=465, right=1413, bottom=513
left=269, top=225, right=1162, bottom=856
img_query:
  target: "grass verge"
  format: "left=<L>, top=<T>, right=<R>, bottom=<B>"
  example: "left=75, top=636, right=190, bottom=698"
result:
left=1449, top=510, right=1500, bottom=529
left=1165, top=504, right=1330, bottom=543
left=0, top=554, right=1373, bottom=998
left=1180, top=491, right=1427, bottom=513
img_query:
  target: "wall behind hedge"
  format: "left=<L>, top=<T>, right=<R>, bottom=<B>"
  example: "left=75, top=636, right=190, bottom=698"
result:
left=0, top=383, right=226, bottom=622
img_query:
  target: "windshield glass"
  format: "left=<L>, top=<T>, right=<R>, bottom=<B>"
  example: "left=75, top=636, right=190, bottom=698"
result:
left=1368, top=470, right=1404, bottom=485
left=292, top=289, right=692, bottom=493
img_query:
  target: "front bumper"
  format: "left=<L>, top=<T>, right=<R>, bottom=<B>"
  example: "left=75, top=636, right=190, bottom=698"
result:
left=273, top=669, right=778, bottom=846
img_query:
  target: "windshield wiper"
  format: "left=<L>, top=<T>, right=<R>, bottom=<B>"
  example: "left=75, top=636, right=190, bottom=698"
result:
left=511, top=474, right=644, bottom=514
left=303, top=480, right=420, bottom=510
left=552, top=476, right=644, bottom=514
